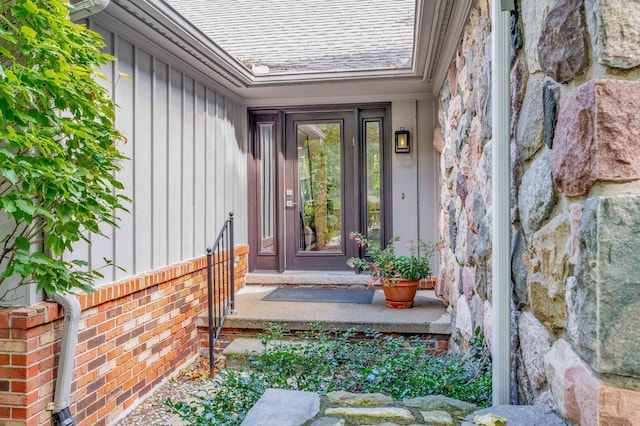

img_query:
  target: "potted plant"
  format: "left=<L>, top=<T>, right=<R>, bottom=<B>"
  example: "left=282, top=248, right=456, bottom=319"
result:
left=347, top=232, right=437, bottom=308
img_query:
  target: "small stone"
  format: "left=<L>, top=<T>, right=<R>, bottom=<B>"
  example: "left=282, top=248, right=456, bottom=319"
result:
left=576, top=195, right=640, bottom=378
left=552, top=80, right=640, bottom=196
left=482, top=301, right=493, bottom=352
left=327, top=391, right=394, bottom=406
left=511, top=231, right=528, bottom=308
left=456, top=174, right=468, bottom=206
left=544, top=339, right=600, bottom=425
left=324, top=407, right=414, bottom=424
left=476, top=210, right=491, bottom=262
left=403, top=395, right=476, bottom=417
left=598, top=384, right=640, bottom=425
left=565, top=276, right=581, bottom=348
left=421, top=410, right=454, bottom=425
left=531, top=212, right=572, bottom=298
left=597, top=0, right=640, bottom=69
left=448, top=202, right=457, bottom=252
left=528, top=272, right=566, bottom=333
left=510, top=8, right=523, bottom=57
left=455, top=295, right=473, bottom=340
left=542, top=81, right=560, bottom=149
left=461, top=405, right=566, bottom=426
left=510, top=59, right=528, bottom=137
left=517, top=312, right=552, bottom=390
left=537, top=0, right=589, bottom=83
left=521, top=0, right=557, bottom=73
left=462, top=268, right=474, bottom=301
left=515, top=76, right=545, bottom=162
left=568, top=203, right=583, bottom=265
left=532, top=391, right=559, bottom=413
left=433, top=125, right=444, bottom=154
left=310, top=417, right=346, bottom=426
left=518, top=151, right=558, bottom=239
left=240, top=389, right=320, bottom=426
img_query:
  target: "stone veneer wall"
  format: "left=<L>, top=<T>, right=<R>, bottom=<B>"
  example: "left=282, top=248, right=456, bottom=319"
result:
left=0, top=246, right=248, bottom=426
left=434, top=0, right=640, bottom=424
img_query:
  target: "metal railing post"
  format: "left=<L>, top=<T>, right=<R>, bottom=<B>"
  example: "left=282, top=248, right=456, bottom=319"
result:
left=229, top=212, right=236, bottom=314
left=206, top=247, right=214, bottom=378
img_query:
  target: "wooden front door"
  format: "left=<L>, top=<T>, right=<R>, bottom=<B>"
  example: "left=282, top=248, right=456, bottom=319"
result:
left=248, top=105, right=391, bottom=272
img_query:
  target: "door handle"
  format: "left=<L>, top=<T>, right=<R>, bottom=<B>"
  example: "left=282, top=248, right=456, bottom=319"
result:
left=286, top=200, right=298, bottom=208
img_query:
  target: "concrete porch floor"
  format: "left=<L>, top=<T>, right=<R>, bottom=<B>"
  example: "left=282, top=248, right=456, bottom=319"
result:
left=221, top=285, right=452, bottom=335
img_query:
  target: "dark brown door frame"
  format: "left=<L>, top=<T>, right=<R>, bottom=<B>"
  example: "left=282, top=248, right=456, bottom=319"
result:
left=247, top=103, right=392, bottom=272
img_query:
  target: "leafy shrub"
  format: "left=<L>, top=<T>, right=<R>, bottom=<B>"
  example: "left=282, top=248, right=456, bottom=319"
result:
left=166, top=324, right=491, bottom=425
left=0, top=0, right=127, bottom=300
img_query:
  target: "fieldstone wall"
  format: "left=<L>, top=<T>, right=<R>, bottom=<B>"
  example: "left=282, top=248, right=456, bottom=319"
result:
left=434, top=0, right=640, bottom=424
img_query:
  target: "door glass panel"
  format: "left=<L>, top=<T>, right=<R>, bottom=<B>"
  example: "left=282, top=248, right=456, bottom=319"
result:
left=365, top=121, right=381, bottom=250
left=297, top=122, right=342, bottom=252
left=259, top=123, right=275, bottom=253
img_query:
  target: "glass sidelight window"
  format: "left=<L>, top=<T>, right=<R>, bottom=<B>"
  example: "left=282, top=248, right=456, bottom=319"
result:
left=297, top=122, right=343, bottom=253
left=364, top=120, right=382, bottom=250
left=258, top=123, right=275, bottom=254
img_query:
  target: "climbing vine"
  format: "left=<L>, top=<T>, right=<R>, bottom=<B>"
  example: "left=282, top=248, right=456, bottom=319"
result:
left=0, top=0, right=127, bottom=300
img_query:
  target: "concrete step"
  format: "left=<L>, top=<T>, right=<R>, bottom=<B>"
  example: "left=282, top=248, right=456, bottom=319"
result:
left=245, top=272, right=371, bottom=287
left=198, top=285, right=451, bottom=357
left=222, top=337, right=309, bottom=367
left=211, top=286, right=451, bottom=335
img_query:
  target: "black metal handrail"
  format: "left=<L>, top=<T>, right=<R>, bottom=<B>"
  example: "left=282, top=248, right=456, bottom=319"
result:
left=206, top=212, right=235, bottom=377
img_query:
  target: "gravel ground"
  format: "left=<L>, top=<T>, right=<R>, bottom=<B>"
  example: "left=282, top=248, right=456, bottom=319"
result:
left=114, top=356, right=216, bottom=426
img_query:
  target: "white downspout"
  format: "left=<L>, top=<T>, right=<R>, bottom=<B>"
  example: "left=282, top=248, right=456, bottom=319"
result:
left=47, top=4, right=110, bottom=424
left=491, top=0, right=513, bottom=405
left=49, top=293, right=81, bottom=426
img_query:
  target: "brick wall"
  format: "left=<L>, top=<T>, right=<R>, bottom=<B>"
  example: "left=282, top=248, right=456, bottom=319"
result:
left=0, top=245, right=248, bottom=426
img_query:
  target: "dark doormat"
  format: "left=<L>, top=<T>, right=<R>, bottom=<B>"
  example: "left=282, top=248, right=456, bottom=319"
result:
left=261, top=288, right=375, bottom=304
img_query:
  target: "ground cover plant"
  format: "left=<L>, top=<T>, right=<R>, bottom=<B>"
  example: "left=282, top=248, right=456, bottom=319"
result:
left=167, top=324, right=491, bottom=425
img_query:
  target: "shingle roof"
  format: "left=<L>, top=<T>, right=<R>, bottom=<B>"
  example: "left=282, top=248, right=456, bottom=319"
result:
left=164, top=0, right=416, bottom=75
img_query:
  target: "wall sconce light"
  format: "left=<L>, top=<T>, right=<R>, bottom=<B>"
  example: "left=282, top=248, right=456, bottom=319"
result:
left=395, top=128, right=410, bottom=153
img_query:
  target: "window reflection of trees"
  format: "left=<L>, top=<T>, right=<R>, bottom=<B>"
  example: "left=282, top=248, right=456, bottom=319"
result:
left=298, top=123, right=342, bottom=252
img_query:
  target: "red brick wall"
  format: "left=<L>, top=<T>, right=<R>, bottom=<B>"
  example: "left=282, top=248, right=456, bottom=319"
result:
left=0, top=245, right=248, bottom=426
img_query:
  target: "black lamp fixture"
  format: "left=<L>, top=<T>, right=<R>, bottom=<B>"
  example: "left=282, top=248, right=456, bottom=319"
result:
left=395, top=128, right=410, bottom=153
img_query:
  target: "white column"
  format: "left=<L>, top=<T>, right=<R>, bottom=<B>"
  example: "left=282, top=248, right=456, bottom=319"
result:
left=491, top=0, right=513, bottom=405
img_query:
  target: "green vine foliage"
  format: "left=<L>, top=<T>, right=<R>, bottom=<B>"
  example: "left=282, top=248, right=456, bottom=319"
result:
left=0, top=0, right=127, bottom=300
left=166, top=325, right=492, bottom=425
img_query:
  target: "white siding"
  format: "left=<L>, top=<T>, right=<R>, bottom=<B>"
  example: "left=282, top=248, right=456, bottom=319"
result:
left=113, top=38, right=135, bottom=281
left=90, top=23, right=117, bottom=281
left=134, top=48, right=153, bottom=273
left=152, top=59, right=169, bottom=269
left=86, top=24, right=247, bottom=285
left=194, top=84, right=207, bottom=254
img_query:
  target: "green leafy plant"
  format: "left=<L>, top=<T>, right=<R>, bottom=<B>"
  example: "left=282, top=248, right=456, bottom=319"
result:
left=347, top=232, right=438, bottom=285
left=0, top=0, right=127, bottom=300
left=166, top=324, right=492, bottom=425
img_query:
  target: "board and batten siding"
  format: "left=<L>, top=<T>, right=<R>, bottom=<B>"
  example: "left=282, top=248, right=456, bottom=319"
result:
left=67, top=22, right=248, bottom=285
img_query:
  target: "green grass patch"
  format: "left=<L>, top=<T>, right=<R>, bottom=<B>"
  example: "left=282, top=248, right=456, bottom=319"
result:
left=167, top=324, right=491, bottom=425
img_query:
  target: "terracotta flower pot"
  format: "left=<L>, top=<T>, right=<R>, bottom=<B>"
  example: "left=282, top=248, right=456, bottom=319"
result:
left=382, top=279, right=418, bottom=309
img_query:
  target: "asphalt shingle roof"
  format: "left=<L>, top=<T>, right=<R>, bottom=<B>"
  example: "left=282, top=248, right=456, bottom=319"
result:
left=164, top=0, right=416, bottom=74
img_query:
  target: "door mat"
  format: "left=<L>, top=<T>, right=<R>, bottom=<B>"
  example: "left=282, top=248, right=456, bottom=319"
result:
left=261, top=288, right=374, bottom=304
